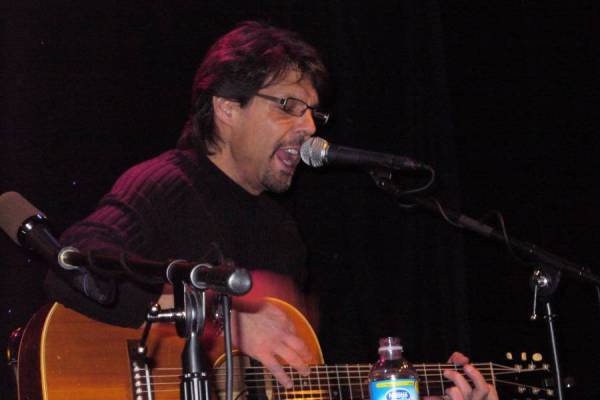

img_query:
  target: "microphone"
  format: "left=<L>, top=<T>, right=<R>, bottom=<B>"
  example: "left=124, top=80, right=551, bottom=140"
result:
left=0, top=191, right=60, bottom=263
left=0, top=191, right=115, bottom=304
left=58, top=249, right=252, bottom=296
left=168, top=261, right=252, bottom=295
left=300, top=137, right=430, bottom=170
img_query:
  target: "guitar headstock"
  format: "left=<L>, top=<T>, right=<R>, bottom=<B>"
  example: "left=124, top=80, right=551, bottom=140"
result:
left=499, top=351, right=555, bottom=399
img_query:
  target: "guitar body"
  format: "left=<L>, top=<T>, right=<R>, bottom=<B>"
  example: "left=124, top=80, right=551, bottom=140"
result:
left=18, top=298, right=323, bottom=400
left=17, top=299, right=551, bottom=399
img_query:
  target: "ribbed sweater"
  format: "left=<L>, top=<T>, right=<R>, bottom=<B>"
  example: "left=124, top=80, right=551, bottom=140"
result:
left=45, top=149, right=306, bottom=327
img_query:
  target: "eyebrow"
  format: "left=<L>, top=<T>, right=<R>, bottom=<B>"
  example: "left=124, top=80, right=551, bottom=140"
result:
left=262, top=88, right=320, bottom=108
left=287, top=94, right=320, bottom=108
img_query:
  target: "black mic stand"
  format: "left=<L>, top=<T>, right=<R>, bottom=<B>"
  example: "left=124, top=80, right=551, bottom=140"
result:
left=137, top=281, right=210, bottom=400
left=529, top=266, right=564, bottom=399
left=136, top=281, right=212, bottom=400
left=135, top=261, right=247, bottom=400
left=176, top=281, right=210, bottom=400
left=370, top=169, right=600, bottom=400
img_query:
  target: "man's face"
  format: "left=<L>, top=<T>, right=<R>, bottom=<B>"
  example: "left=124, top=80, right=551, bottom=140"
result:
left=222, top=69, right=319, bottom=194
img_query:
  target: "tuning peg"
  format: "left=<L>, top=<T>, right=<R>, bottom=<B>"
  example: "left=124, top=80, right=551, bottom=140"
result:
left=506, top=352, right=513, bottom=361
left=513, top=363, right=523, bottom=371
left=532, top=353, right=543, bottom=362
left=520, top=352, right=527, bottom=361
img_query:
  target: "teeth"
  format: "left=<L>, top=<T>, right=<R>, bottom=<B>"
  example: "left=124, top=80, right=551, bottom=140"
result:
left=277, top=147, right=299, bottom=169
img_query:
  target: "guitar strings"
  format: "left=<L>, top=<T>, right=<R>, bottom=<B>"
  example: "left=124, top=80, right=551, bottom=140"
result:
left=137, top=365, right=551, bottom=394
left=135, top=377, right=552, bottom=398
left=151, top=362, right=539, bottom=378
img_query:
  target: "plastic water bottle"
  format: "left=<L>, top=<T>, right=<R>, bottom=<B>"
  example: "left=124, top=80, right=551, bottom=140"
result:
left=368, top=337, right=420, bottom=400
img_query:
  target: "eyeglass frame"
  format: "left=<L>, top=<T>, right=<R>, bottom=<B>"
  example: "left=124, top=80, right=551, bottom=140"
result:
left=254, top=93, right=330, bottom=125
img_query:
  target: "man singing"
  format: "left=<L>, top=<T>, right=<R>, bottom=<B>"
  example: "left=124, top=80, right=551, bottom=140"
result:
left=46, top=21, right=497, bottom=400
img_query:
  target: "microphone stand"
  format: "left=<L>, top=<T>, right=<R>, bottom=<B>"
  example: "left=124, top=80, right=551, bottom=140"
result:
left=133, top=261, right=249, bottom=400
left=176, top=280, right=210, bottom=400
left=136, top=283, right=212, bottom=400
left=370, top=170, right=600, bottom=400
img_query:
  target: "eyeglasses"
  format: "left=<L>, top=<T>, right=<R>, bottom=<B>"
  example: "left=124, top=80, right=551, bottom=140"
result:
left=255, top=93, right=330, bottom=125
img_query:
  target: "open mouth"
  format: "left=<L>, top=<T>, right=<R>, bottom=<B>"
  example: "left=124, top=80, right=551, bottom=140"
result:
left=274, top=146, right=300, bottom=174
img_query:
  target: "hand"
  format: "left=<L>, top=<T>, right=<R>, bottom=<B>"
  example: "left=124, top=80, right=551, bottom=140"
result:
left=157, top=271, right=312, bottom=389
left=437, top=352, right=499, bottom=400
left=231, top=300, right=311, bottom=389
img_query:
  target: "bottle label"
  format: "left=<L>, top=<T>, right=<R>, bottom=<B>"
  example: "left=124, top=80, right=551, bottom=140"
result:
left=369, top=379, right=419, bottom=400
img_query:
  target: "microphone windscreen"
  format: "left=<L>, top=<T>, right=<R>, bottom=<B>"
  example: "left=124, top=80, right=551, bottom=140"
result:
left=300, top=136, right=329, bottom=167
left=0, top=192, right=45, bottom=244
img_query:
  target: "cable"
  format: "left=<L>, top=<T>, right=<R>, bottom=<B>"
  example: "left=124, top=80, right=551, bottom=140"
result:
left=596, top=286, right=600, bottom=322
left=386, top=165, right=437, bottom=208
left=401, top=165, right=436, bottom=195
left=222, top=295, right=234, bottom=400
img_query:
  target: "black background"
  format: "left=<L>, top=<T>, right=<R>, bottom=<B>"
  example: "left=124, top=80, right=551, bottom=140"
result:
left=1, top=1, right=599, bottom=398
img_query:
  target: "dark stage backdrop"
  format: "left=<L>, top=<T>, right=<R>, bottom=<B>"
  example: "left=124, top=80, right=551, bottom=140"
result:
left=1, top=1, right=599, bottom=398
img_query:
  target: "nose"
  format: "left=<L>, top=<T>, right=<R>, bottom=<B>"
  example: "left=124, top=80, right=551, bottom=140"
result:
left=297, top=110, right=317, bottom=138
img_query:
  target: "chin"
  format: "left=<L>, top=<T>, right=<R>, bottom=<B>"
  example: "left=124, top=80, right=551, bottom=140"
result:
left=266, top=180, right=292, bottom=193
left=263, top=171, right=293, bottom=193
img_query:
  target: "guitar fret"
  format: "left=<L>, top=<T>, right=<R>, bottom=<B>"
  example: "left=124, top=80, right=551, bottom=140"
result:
left=438, top=363, right=445, bottom=395
left=489, top=362, right=496, bottom=387
left=275, top=371, right=282, bottom=400
left=308, top=365, right=313, bottom=399
left=297, top=365, right=304, bottom=393
left=335, top=365, right=342, bottom=400
left=325, top=365, right=333, bottom=399
left=290, top=366, right=298, bottom=400
left=345, top=365, right=353, bottom=400
left=421, top=363, right=430, bottom=397
left=316, top=365, right=323, bottom=400
left=356, top=364, right=365, bottom=400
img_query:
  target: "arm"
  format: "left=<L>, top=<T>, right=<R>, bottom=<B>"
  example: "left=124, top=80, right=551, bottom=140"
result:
left=45, top=160, right=176, bottom=327
left=158, top=270, right=313, bottom=388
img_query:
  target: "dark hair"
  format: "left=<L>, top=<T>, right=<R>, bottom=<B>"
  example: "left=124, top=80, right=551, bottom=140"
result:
left=177, top=21, right=328, bottom=154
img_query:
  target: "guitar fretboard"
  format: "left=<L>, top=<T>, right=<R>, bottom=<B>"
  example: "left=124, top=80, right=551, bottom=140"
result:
left=210, top=362, right=501, bottom=399
left=139, top=359, right=550, bottom=399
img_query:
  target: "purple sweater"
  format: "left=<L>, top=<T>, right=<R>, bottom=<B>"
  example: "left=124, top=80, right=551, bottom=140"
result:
left=45, top=149, right=306, bottom=327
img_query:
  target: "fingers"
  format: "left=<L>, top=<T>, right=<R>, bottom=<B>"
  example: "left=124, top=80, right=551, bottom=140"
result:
left=232, top=302, right=312, bottom=389
left=247, top=333, right=309, bottom=388
left=281, top=334, right=312, bottom=373
left=447, top=352, right=469, bottom=365
left=444, top=370, right=472, bottom=399
left=443, top=362, right=497, bottom=400
left=463, top=364, right=491, bottom=400
left=259, top=353, right=293, bottom=389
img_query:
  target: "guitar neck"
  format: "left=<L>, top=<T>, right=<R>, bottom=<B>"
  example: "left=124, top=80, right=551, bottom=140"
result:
left=227, top=362, right=497, bottom=399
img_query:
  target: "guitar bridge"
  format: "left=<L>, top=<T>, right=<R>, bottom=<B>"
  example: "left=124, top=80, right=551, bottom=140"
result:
left=128, top=340, right=155, bottom=400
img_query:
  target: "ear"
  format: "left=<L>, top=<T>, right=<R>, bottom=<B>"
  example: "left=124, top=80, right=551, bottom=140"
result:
left=212, top=96, right=237, bottom=128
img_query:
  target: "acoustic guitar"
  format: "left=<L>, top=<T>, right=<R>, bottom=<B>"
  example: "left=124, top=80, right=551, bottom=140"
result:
left=16, top=298, right=552, bottom=399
